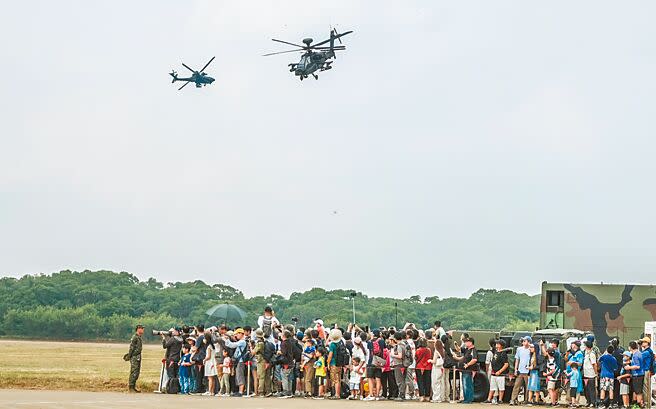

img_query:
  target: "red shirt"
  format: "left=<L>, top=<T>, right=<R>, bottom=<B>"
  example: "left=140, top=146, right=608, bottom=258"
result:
left=415, top=347, right=432, bottom=371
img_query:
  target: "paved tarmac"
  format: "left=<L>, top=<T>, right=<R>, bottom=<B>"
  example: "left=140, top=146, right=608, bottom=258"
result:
left=0, top=390, right=486, bottom=409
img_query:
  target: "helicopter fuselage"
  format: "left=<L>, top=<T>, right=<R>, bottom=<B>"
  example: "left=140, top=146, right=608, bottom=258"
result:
left=290, top=51, right=334, bottom=78
left=171, top=73, right=215, bottom=87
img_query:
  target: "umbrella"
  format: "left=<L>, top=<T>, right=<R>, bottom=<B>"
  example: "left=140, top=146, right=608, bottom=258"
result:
left=205, top=303, right=247, bottom=325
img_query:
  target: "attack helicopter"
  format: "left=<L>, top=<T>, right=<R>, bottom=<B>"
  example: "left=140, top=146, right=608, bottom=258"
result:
left=169, top=57, right=216, bottom=90
left=263, top=28, right=353, bottom=80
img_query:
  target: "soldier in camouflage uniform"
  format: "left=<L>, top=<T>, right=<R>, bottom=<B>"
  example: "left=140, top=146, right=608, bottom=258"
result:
left=125, top=324, right=144, bottom=393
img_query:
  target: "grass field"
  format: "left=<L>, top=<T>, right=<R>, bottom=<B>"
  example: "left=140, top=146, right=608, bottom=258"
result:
left=0, top=339, right=162, bottom=392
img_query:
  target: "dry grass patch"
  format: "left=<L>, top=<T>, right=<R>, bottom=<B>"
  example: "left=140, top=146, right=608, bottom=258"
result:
left=0, top=339, right=163, bottom=392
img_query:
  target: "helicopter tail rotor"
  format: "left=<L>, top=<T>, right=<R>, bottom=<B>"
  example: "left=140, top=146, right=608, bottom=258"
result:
left=169, top=70, right=178, bottom=83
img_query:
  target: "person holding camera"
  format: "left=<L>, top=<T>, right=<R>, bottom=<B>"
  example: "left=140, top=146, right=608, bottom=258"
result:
left=223, top=327, right=249, bottom=397
left=125, top=324, right=144, bottom=393
left=162, top=328, right=184, bottom=382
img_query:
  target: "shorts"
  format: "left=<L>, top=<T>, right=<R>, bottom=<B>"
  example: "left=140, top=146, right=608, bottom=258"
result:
left=295, top=363, right=302, bottom=379
left=600, top=377, right=614, bottom=391
left=619, top=383, right=630, bottom=395
left=349, top=382, right=360, bottom=391
left=631, top=376, right=644, bottom=393
left=235, top=362, right=246, bottom=386
left=329, top=366, right=342, bottom=385
left=570, top=387, right=578, bottom=398
left=547, top=380, right=558, bottom=390
left=366, top=367, right=382, bottom=378
left=316, top=375, right=327, bottom=386
left=490, top=375, right=505, bottom=392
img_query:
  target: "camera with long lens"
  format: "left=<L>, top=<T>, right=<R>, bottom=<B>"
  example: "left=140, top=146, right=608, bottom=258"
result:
left=151, top=329, right=172, bottom=336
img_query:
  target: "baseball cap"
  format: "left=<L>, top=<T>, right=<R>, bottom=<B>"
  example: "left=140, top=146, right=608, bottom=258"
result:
left=522, top=336, right=533, bottom=343
left=623, top=351, right=632, bottom=357
left=639, top=336, right=651, bottom=344
left=234, top=328, right=245, bottom=335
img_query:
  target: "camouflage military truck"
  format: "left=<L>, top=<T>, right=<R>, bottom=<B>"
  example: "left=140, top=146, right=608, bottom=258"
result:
left=540, top=282, right=656, bottom=347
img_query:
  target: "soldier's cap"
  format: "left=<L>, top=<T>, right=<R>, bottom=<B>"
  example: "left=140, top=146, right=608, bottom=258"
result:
left=639, top=336, right=651, bottom=344
left=136, top=324, right=144, bottom=330
left=255, top=328, right=264, bottom=339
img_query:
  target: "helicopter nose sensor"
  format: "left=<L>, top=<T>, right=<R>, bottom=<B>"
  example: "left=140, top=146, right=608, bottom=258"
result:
left=302, top=38, right=313, bottom=45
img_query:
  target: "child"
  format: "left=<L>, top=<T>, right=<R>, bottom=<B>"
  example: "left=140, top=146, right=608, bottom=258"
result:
left=567, top=362, right=581, bottom=408
left=218, top=349, right=232, bottom=396
left=349, top=356, right=365, bottom=400
left=616, top=352, right=632, bottom=409
left=598, top=345, right=618, bottom=408
left=313, top=347, right=327, bottom=400
left=179, top=344, right=192, bottom=394
left=544, top=348, right=561, bottom=406
left=189, top=345, right=199, bottom=393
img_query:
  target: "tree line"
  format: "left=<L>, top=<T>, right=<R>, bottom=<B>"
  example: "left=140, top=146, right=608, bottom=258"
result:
left=0, top=270, right=539, bottom=341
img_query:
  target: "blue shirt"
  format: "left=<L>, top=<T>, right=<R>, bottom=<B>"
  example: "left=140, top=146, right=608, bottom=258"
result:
left=641, top=348, right=654, bottom=373
left=568, top=350, right=584, bottom=368
left=568, top=369, right=581, bottom=388
left=515, top=347, right=531, bottom=374
left=179, top=353, right=192, bottom=377
left=599, top=353, right=618, bottom=378
left=631, top=350, right=645, bottom=376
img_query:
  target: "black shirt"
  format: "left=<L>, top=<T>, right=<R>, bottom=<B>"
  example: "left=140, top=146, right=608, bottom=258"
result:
left=491, top=350, right=508, bottom=374
left=463, top=347, right=479, bottom=371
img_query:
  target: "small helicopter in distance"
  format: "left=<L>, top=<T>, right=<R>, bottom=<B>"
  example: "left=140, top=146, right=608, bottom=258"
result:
left=263, top=28, right=353, bottom=80
left=169, top=57, right=216, bottom=90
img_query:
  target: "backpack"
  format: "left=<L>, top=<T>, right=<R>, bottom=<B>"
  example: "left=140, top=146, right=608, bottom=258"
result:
left=292, top=341, right=303, bottom=363
left=373, top=338, right=383, bottom=357
left=262, top=316, right=273, bottom=338
left=402, top=341, right=413, bottom=368
left=165, top=377, right=180, bottom=394
left=334, top=342, right=351, bottom=367
left=263, top=341, right=275, bottom=363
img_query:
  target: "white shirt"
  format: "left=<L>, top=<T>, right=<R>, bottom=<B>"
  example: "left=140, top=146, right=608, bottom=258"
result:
left=583, top=350, right=597, bottom=378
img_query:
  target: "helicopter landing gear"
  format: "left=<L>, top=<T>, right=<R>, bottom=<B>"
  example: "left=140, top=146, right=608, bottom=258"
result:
left=312, top=73, right=318, bottom=80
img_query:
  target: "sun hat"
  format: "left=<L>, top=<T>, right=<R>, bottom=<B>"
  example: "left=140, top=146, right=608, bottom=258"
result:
left=329, top=328, right=342, bottom=342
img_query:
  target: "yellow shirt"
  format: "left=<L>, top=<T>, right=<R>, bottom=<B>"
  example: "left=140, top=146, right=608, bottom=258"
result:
left=314, top=356, right=326, bottom=377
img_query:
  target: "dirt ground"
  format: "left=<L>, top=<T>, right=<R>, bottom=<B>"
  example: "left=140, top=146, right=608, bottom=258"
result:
left=0, top=389, right=487, bottom=409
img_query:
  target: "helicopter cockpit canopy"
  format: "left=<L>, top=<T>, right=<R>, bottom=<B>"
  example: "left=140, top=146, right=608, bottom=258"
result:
left=297, top=54, right=311, bottom=69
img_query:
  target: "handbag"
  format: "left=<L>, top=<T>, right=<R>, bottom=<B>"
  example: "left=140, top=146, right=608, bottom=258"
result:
left=433, top=350, right=444, bottom=367
left=372, top=355, right=386, bottom=368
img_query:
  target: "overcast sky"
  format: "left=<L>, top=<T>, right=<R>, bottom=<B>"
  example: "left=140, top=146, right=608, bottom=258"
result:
left=1, top=1, right=655, bottom=299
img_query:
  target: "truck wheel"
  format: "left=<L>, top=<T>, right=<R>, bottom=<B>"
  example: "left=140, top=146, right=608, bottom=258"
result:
left=473, top=370, right=490, bottom=402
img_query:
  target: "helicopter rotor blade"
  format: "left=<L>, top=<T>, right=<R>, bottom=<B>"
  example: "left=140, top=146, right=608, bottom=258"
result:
left=178, top=81, right=190, bottom=91
left=315, top=46, right=346, bottom=51
left=199, top=56, right=215, bottom=73
left=311, top=30, right=353, bottom=48
left=181, top=63, right=195, bottom=73
left=332, top=28, right=343, bottom=44
left=262, top=48, right=306, bottom=57
left=271, top=38, right=307, bottom=49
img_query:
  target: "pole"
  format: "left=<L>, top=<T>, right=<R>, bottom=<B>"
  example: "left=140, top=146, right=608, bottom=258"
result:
left=352, top=296, right=356, bottom=324
left=395, top=302, right=398, bottom=328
